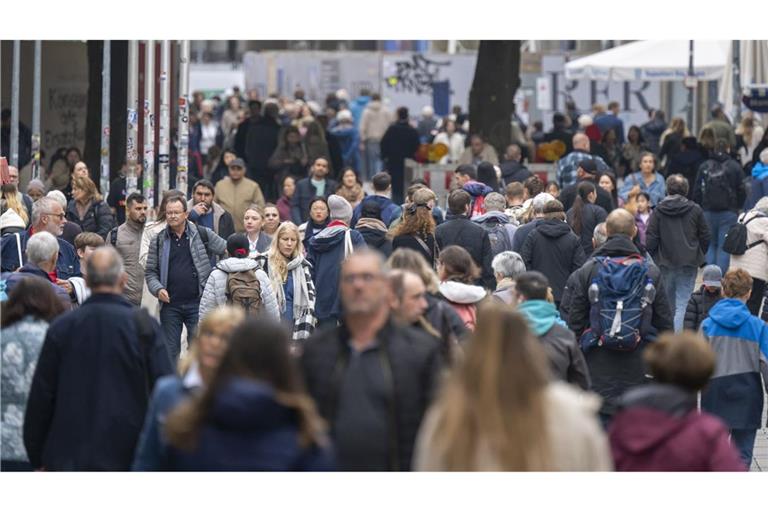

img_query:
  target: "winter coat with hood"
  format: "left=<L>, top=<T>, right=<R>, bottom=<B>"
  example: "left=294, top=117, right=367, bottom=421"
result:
left=198, top=257, right=279, bottom=321
left=65, top=199, right=115, bottom=240
left=351, top=195, right=402, bottom=228
left=0, top=227, right=80, bottom=280
left=414, top=381, right=612, bottom=471
left=518, top=299, right=591, bottom=390
left=438, top=280, right=487, bottom=331
left=728, top=209, right=768, bottom=282
left=359, top=100, right=393, bottom=142
left=355, top=217, right=393, bottom=258
left=301, top=319, right=443, bottom=471
left=609, top=383, right=745, bottom=471
left=435, top=214, right=495, bottom=290
left=307, top=223, right=367, bottom=322
left=683, top=286, right=722, bottom=332
left=692, top=153, right=746, bottom=212
left=160, top=378, right=335, bottom=471
left=701, top=298, right=768, bottom=430
left=566, top=234, right=674, bottom=418
left=645, top=194, right=710, bottom=269
left=520, top=219, right=586, bottom=302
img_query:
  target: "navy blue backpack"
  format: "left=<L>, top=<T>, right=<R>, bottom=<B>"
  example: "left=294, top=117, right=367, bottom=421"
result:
left=579, top=255, right=656, bottom=352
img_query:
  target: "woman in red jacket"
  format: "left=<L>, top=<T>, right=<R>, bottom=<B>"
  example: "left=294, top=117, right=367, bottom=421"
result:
left=608, top=331, right=745, bottom=471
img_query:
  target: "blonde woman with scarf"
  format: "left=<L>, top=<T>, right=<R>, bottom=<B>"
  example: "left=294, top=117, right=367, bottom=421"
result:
left=255, top=222, right=317, bottom=346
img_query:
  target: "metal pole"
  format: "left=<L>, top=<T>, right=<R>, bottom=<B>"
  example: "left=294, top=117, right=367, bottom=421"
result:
left=10, top=41, right=21, bottom=168
left=100, top=40, right=111, bottom=196
left=686, top=40, right=694, bottom=132
left=143, top=40, right=156, bottom=210
left=732, top=40, right=741, bottom=124
left=31, top=41, right=42, bottom=181
left=126, top=40, right=139, bottom=195
left=158, top=40, right=171, bottom=196
left=176, top=40, right=190, bottom=196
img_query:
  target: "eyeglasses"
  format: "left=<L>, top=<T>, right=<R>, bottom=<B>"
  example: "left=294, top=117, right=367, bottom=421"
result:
left=44, top=212, right=66, bottom=220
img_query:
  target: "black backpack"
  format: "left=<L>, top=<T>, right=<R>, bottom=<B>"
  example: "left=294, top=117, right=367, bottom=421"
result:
left=482, top=222, right=513, bottom=258
left=723, top=212, right=766, bottom=255
left=700, top=158, right=735, bottom=211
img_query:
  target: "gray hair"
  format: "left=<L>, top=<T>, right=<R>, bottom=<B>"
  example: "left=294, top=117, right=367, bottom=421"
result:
left=31, top=197, right=61, bottom=226
left=593, top=222, right=608, bottom=247
left=532, top=192, right=556, bottom=214
left=26, top=231, right=59, bottom=265
left=86, top=247, right=125, bottom=289
left=754, top=196, right=768, bottom=216
left=45, top=190, right=67, bottom=209
left=491, top=251, right=526, bottom=279
left=484, top=192, right=507, bottom=212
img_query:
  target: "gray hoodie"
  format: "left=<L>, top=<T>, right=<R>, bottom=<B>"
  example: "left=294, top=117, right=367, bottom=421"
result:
left=198, top=257, right=280, bottom=321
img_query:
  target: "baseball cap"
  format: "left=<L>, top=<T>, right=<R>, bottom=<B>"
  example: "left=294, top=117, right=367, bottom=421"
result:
left=578, top=159, right=598, bottom=174
left=229, top=158, right=246, bottom=168
left=702, top=265, right=723, bottom=288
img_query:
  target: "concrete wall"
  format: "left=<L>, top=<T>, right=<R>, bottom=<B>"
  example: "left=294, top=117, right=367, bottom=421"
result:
left=1, top=40, right=89, bottom=166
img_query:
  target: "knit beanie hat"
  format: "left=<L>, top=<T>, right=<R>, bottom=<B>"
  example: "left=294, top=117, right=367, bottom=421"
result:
left=328, top=194, right=353, bottom=224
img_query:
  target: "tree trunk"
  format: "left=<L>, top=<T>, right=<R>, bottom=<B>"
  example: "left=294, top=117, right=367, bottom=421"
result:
left=84, top=40, right=128, bottom=192
left=468, top=41, right=521, bottom=158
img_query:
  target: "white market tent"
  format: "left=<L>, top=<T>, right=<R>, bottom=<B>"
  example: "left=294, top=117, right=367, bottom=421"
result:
left=564, top=40, right=730, bottom=82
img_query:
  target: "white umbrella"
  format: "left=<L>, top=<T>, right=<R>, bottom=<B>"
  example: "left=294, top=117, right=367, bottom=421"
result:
left=565, top=40, right=729, bottom=82
left=718, top=40, right=768, bottom=119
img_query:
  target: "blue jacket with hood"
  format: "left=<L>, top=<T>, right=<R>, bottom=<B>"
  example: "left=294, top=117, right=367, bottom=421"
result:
left=701, top=298, right=768, bottom=429
left=307, top=224, right=366, bottom=322
left=351, top=195, right=402, bottom=228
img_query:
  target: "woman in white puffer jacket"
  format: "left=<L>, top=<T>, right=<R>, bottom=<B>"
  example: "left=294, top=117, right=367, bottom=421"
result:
left=728, top=196, right=768, bottom=316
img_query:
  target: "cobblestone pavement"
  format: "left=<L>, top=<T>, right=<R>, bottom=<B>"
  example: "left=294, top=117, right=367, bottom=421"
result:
left=749, top=398, right=767, bottom=471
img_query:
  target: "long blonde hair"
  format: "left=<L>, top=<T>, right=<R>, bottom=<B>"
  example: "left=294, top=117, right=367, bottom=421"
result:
left=265, top=222, right=303, bottom=305
left=428, top=302, right=552, bottom=470
left=1, top=184, right=29, bottom=225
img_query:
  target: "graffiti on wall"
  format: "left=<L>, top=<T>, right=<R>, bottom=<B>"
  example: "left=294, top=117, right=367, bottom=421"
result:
left=384, top=54, right=451, bottom=95
left=43, top=86, right=87, bottom=152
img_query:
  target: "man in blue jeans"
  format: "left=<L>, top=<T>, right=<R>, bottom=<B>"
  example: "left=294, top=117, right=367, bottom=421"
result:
left=646, top=174, right=711, bottom=331
left=145, top=196, right=226, bottom=361
left=692, top=141, right=746, bottom=273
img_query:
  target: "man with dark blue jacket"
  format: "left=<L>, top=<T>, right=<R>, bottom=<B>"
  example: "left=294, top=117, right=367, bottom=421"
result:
left=291, top=157, right=339, bottom=225
left=23, top=247, right=173, bottom=471
left=0, top=196, right=80, bottom=279
left=351, top=172, right=402, bottom=228
left=307, top=195, right=366, bottom=326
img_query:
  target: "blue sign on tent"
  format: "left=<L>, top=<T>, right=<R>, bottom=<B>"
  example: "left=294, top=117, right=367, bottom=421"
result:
left=742, top=85, right=768, bottom=113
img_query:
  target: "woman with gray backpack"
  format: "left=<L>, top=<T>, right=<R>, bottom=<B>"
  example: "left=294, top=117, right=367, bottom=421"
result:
left=199, top=233, right=280, bottom=321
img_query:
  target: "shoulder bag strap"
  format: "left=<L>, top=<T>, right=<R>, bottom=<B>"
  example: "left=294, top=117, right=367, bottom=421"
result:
left=15, top=233, right=23, bottom=268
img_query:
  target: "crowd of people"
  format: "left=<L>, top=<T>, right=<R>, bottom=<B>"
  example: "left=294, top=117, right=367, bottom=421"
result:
left=1, top=89, right=767, bottom=472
